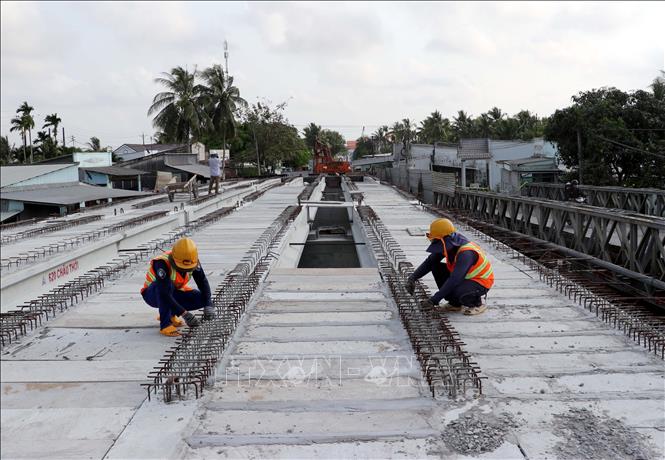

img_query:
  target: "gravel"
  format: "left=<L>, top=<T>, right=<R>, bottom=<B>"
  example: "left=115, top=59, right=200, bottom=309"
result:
left=442, top=410, right=519, bottom=455
left=552, top=407, right=656, bottom=459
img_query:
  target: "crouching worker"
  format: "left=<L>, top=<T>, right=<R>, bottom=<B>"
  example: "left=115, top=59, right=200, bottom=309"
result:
left=141, top=237, right=215, bottom=337
left=406, top=218, right=494, bottom=315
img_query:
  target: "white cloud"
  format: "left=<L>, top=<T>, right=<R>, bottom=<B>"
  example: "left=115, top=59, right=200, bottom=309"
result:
left=2, top=1, right=663, bottom=147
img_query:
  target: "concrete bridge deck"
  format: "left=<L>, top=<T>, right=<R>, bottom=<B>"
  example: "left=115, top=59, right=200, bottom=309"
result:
left=1, top=179, right=663, bottom=459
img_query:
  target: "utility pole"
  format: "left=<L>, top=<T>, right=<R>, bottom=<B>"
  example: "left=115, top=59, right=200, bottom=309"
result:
left=576, top=126, right=583, bottom=184
left=223, top=40, right=229, bottom=76
left=62, top=127, right=65, bottom=147
left=71, top=135, right=75, bottom=148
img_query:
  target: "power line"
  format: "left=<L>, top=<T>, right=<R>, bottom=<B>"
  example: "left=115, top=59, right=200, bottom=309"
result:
left=592, top=134, right=665, bottom=160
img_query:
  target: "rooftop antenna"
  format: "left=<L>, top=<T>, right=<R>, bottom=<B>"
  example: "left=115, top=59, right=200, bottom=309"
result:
left=224, top=40, right=229, bottom=76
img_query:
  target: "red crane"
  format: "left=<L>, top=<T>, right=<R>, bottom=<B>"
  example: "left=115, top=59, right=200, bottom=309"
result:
left=313, top=138, right=351, bottom=174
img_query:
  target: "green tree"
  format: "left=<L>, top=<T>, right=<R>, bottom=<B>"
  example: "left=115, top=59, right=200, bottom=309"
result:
left=239, top=101, right=306, bottom=173
left=353, top=136, right=374, bottom=159
left=0, top=136, right=17, bottom=165
left=452, top=110, right=475, bottom=139
left=371, top=125, right=390, bottom=153
left=418, top=110, right=451, bottom=144
left=9, top=115, right=28, bottom=163
left=17, top=102, right=35, bottom=163
left=545, top=84, right=665, bottom=187
left=320, top=129, right=346, bottom=157
left=43, top=113, right=62, bottom=147
left=148, top=66, right=207, bottom=151
left=302, top=122, right=322, bottom=151
left=86, top=136, right=101, bottom=151
left=200, top=64, right=246, bottom=153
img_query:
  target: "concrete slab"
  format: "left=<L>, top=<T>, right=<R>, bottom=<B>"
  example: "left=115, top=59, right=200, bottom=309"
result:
left=0, top=382, right=146, bottom=409
left=208, top=378, right=426, bottom=403
left=234, top=340, right=408, bottom=356
left=1, top=360, right=156, bottom=382
left=189, top=409, right=436, bottom=442
left=248, top=311, right=393, bottom=325
left=223, top=355, right=423, bottom=380
left=253, top=299, right=391, bottom=313
left=244, top=324, right=402, bottom=341
left=3, top=327, right=168, bottom=361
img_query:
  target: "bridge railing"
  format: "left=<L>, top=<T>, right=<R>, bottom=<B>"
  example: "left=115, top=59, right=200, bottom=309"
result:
left=445, top=189, right=665, bottom=284
left=524, top=182, right=665, bottom=217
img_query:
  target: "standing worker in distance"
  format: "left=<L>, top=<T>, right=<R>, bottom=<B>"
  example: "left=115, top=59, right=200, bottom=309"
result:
left=407, top=218, right=494, bottom=315
left=141, top=237, right=215, bottom=337
left=208, top=153, right=221, bottom=195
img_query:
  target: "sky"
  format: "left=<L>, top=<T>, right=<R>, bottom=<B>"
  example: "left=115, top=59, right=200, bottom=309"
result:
left=1, top=1, right=664, bottom=149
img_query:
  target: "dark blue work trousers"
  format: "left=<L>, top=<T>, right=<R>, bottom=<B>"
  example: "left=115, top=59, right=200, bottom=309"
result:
left=431, top=261, right=489, bottom=308
left=142, top=283, right=208, bottom=329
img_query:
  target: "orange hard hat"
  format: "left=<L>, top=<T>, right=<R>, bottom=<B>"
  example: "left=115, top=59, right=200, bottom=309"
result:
left=426, top=218, right=455, bottom=241
left=171, top=237, right=198, bottom=270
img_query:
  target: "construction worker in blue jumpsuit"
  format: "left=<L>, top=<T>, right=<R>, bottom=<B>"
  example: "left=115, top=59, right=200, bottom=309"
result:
left=407, top=218, right=494, bottom=315
left=140, top=237, right=215, bottom=337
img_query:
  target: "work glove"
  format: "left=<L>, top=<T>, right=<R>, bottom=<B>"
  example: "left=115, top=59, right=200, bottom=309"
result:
left=203, top=305, right=216, bottom=321
left=406, top=277, right=416, bottom=295
left=182, top=312, right=200, bottom=328
left=420, top=299, right=435, bottom=310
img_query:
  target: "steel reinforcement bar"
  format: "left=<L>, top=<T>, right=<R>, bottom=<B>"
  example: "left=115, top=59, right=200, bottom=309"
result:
left=421, top=203, right=665, bottom=359
left=0, top=181, right=286, bottom=348
left=143, top=205, right=301, bottom=402
left=0, top=210, right=170, bottom=272
left=524, top=183, right=665, bottom=217
left=383, top=181, right=665, bottom=358
left=1, top=215, right=103, bottom=245
left=357, top=205, right=484, bottom=398
left=0, top=206, right=238, bottom=348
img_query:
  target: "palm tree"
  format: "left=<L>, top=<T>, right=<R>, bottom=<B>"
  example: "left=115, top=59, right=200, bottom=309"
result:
left=43, top=113, right=62, bottom=147
left=650, top=71, right=665, bottom=101
left=475, top=113, right=494, bottom=138
left=302, top=122, right=322, bottom=150
left=418, top=110, right=450, bottom=144
left=148, top=66, right=207, bottom=151
left=200, top=65, right=246, bottom=151
left=1, top=135, right=15, bottom=165
left=16, top=102, right=35, bottom=162
left=487, top=107, right=504, bottom=122
left=453, top=110, right=475, bottom=139
left=371, top=125, right=390, bottom=153
left=9, top=115, right=27, bottom=163
left=86, top=136, right=101, bottom=151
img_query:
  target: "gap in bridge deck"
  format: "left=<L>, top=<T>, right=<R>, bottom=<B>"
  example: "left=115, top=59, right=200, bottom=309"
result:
left=298, top=176, right=364, bottom=269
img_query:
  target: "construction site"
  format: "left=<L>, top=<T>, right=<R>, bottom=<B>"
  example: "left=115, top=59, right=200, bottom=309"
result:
left=0, top=172, right=663, bottom=460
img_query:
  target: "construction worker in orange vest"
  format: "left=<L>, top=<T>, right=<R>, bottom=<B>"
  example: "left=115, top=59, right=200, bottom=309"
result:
left=407, top=218, right=494, bottom=315
left=140, top=237, right=215, bottom=336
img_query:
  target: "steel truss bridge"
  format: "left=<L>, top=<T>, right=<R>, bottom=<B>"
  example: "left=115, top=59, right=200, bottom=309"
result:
left=443, top=189, right=665, bottom=297
left=524, top=183, right=665, bottom=217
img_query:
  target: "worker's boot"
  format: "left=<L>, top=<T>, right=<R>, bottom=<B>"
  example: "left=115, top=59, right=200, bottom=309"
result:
left=463, top=303, right=488, bottom=316
left=440, top=302, right=464, bottom=313
left=159, top=325, right=181, bottom=337
left=157, top=315, right=185, bottom=327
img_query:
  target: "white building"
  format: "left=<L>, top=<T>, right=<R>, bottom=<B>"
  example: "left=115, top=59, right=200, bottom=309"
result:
left=113, top=143, right=185, bottom=162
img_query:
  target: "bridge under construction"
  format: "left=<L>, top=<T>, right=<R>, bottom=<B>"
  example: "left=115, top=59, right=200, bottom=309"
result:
left=1, top=176, right=663, bottom=459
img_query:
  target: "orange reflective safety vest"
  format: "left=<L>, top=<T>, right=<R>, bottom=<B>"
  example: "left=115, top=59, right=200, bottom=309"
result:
left=444, top=241, right=494, bottom=289
left=141, top=250, right=192, bottom=294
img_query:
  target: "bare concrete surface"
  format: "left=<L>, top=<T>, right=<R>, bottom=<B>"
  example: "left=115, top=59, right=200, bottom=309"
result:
left=0, top=183, right=305, bottom=459
left=1, top=179, right=663, bottom=459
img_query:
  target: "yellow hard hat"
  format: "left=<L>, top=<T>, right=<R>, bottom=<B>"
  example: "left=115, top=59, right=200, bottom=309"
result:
left=171, top=237, right=198, bottom=270
left=426, top=218, right=455, bottom=241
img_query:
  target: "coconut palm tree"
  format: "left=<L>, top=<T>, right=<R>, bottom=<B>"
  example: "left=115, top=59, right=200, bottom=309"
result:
left=303, top=122, right=322, bottom=151
left=86, top=136, right=101, bottom=151
left=9, top=115, right=27, bottom=163
left=199, top=64, right=247, bottom=154
left=43, top=113, right=62, bottom=147
left=16, top=102, right=35, bottom=162
left=418, top=110, right=450, bottom=144
left=371, top=125, right=390, bottom=153
left=148, top=66, right=207, bottom=151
